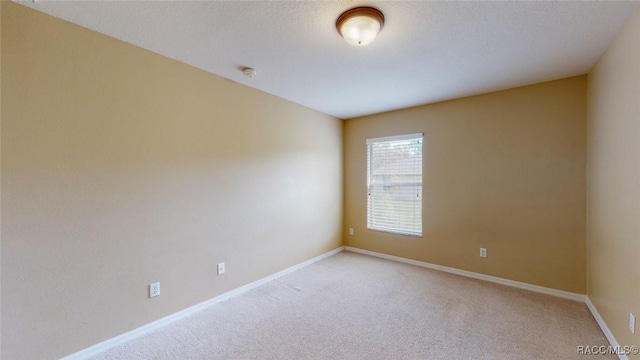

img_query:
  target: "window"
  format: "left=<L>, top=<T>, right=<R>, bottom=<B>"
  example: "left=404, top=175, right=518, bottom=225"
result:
left=367, top=133, right=423, bottom=237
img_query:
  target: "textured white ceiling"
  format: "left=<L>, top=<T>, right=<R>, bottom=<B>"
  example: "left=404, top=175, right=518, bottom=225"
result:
left=15, top=1, right=640, bottom=119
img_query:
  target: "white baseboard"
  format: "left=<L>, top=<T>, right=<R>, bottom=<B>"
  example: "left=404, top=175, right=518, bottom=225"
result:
left=62, top=246, right=345, bottom=360
left=344, top=246, right=585, bottom=302
left=64, top=245, right=626, bottom=360
left=585, top=297, right=629, bottom=360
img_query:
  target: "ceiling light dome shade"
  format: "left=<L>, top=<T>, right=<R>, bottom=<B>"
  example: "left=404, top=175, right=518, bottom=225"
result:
left=336, top=7, right=385, bottom=46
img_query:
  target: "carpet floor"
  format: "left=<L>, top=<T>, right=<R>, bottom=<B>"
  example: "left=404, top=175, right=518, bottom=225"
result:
left=92, top=251, right=612, bottom=359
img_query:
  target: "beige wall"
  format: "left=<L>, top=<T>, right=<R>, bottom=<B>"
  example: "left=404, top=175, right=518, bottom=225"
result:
left=587, top=9, right=640, bottom=351
left=344, top=76, right=587, bottom=294
left=0, top=3, right=342, bottom=359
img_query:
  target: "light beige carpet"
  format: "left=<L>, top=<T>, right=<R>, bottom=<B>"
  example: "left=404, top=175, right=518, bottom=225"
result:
left=92, top=251, right=612, bottom=359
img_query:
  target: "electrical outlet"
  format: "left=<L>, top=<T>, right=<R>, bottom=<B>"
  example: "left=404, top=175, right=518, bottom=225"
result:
left=479, top=248, right=487, bottom=258
left=149, top=282, right=160, bottom=298
left=349, top=228, right=354, bottom=235
left=630, top=313, right=636, bottom=334
left=217, top=262, right=225, bottom=275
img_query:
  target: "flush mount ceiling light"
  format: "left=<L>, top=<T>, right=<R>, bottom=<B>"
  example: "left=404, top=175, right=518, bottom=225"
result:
left=336, top=7, right=385, bottom=46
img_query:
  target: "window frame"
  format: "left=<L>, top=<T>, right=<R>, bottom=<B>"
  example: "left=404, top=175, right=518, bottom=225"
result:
left=366, top=133, right=423, bottom=237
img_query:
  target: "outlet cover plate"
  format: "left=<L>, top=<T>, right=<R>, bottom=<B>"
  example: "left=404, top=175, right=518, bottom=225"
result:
left=480, top=248, right=487, bottom=258
left=149, top=282, right=160, bottom=298
left=218, top=262, right=225, bottom=275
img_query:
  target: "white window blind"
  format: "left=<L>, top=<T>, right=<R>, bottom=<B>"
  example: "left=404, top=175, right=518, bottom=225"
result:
left=367, top=133, right=423, bottom=237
